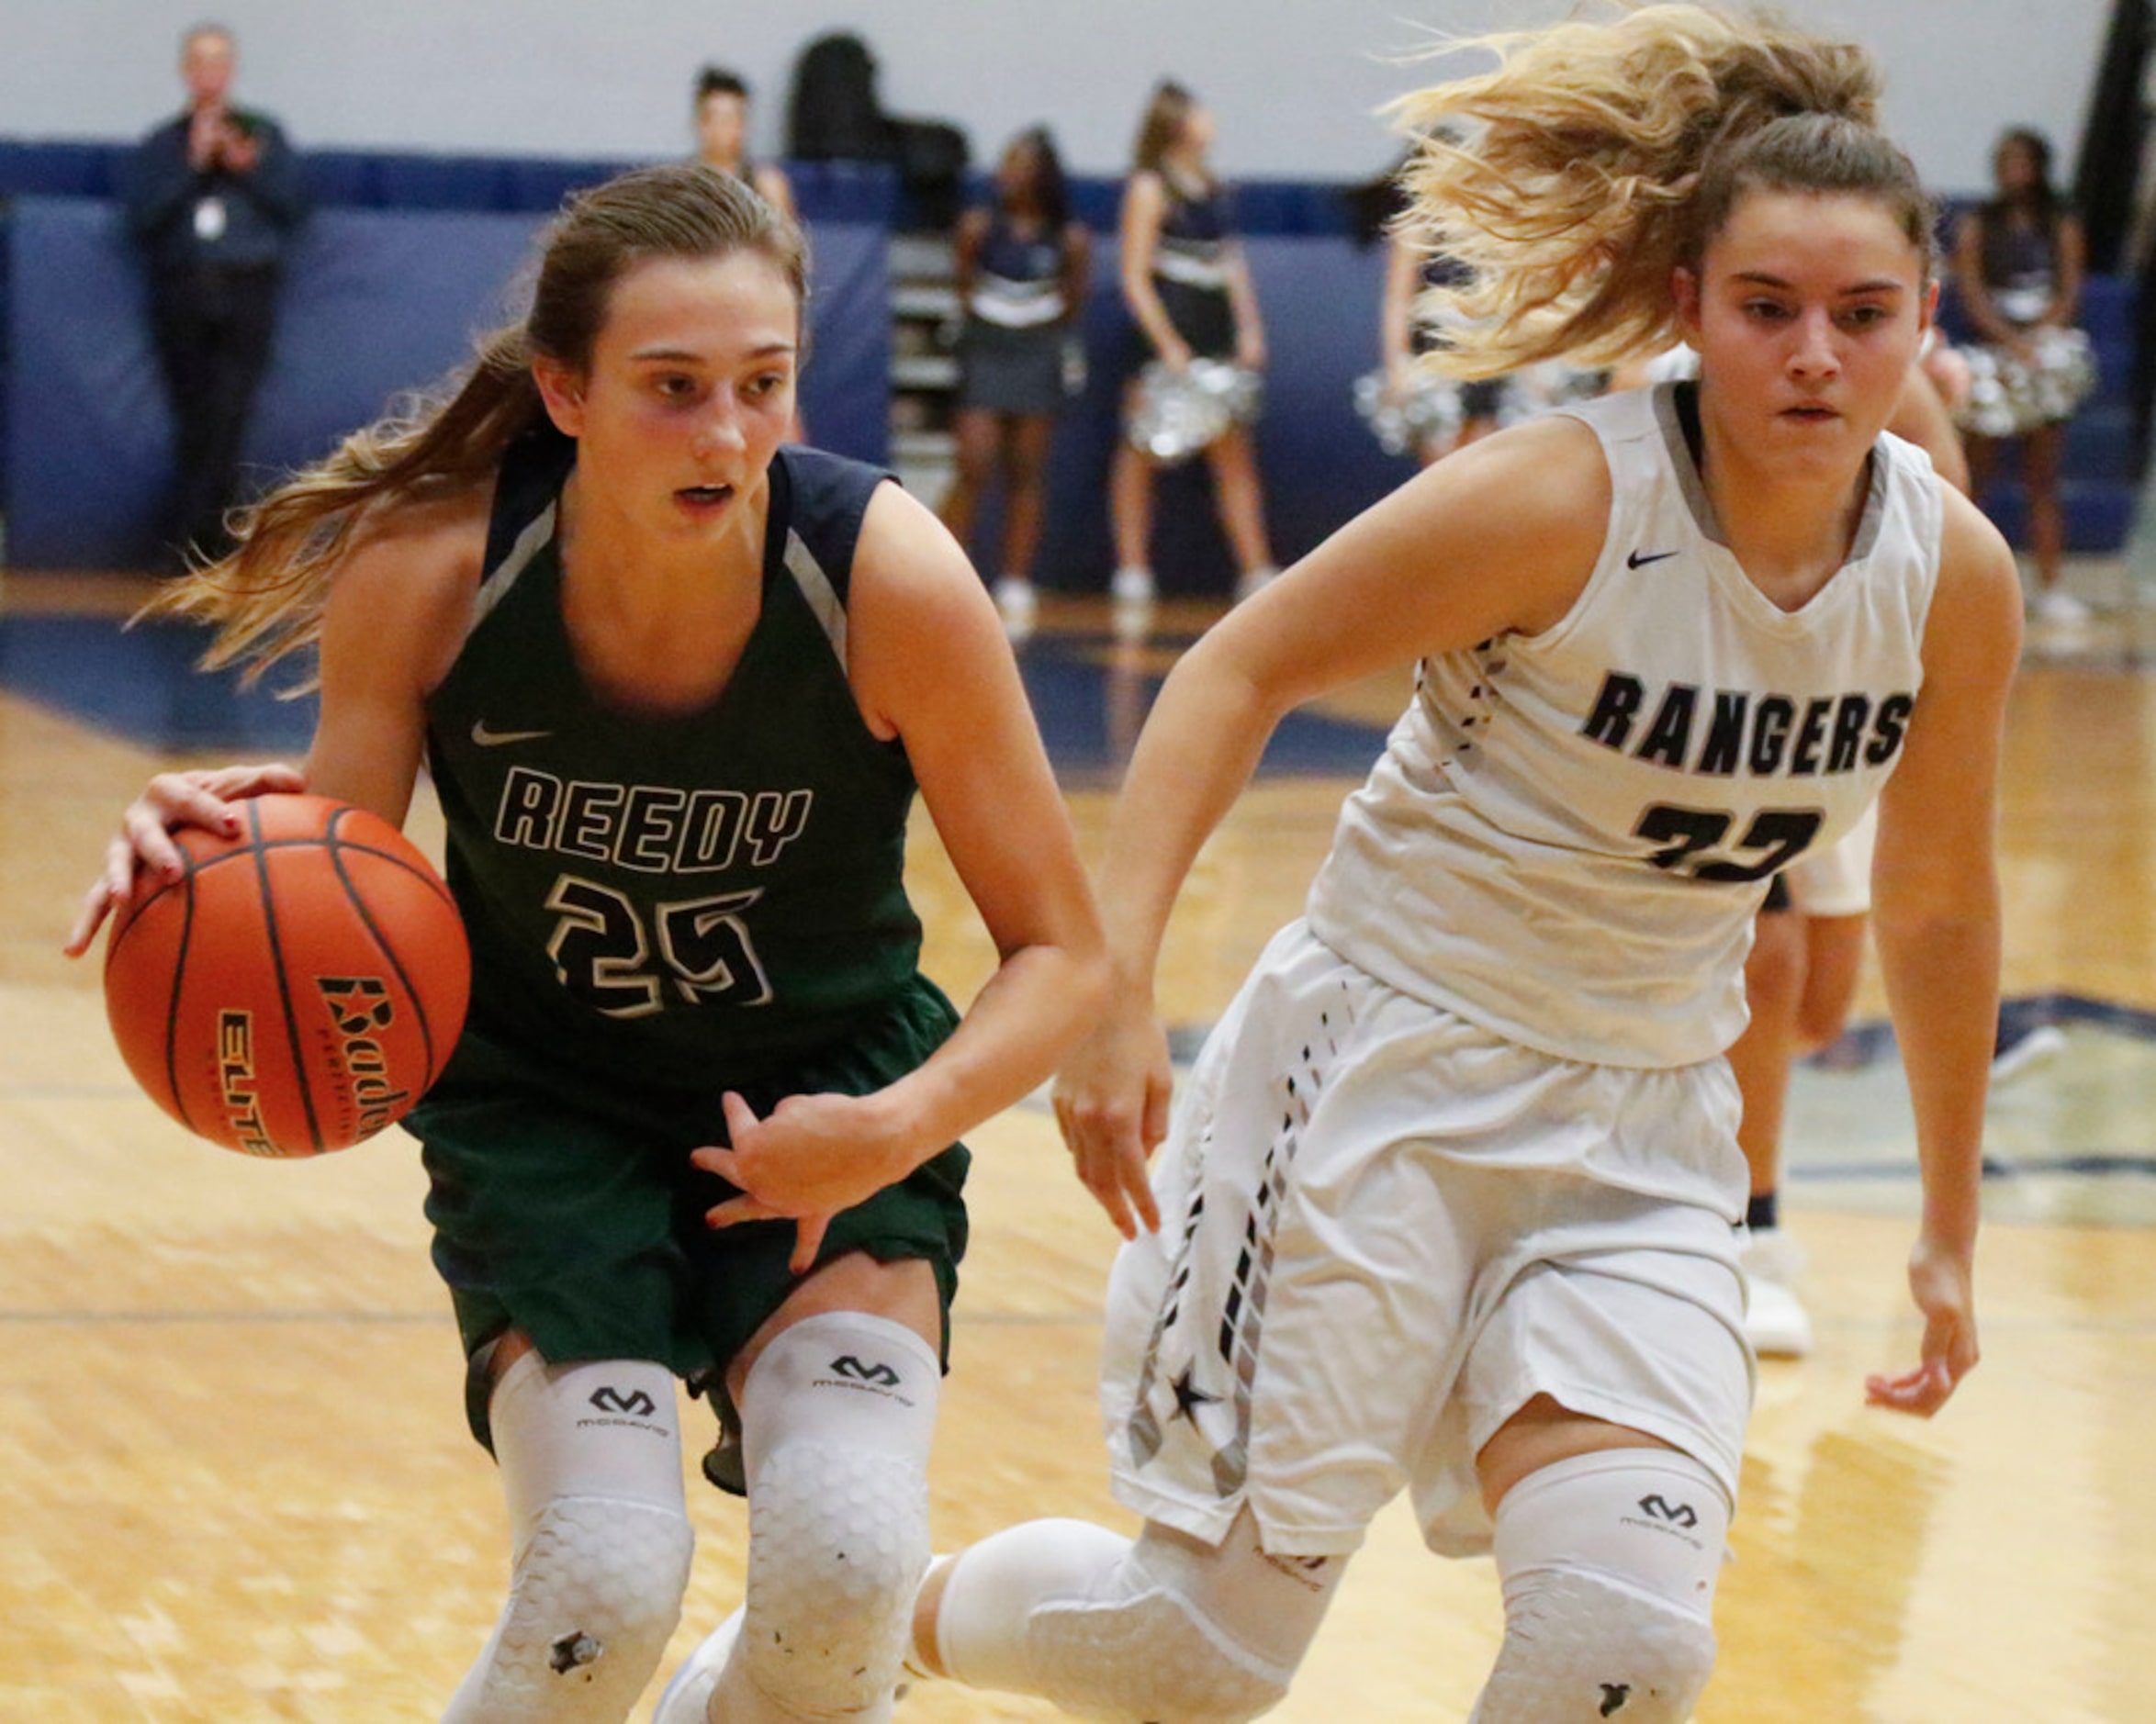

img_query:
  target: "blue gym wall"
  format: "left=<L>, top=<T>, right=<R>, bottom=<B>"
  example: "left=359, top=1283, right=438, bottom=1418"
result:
left=1, top=152, right=895, bottom=570
left=0, top=141, right=2139, bottom=580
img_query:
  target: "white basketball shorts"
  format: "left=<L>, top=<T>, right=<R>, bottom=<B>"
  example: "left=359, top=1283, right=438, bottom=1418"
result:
left=1100, top=920, right=1755, bottom=1561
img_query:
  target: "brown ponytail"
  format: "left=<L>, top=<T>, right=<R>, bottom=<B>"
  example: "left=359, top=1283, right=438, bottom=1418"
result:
left=160, top=162, right=806, bottom=680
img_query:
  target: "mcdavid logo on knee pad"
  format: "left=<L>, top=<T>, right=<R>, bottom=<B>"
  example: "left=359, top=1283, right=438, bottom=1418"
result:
left=576, top=1385, right=669, bottom=1435
left=814, top=1354, right=916, bottom=1405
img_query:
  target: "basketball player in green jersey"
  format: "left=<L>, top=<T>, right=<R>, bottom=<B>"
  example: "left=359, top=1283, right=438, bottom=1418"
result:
left=68, top=163, right=1106, bottom=1724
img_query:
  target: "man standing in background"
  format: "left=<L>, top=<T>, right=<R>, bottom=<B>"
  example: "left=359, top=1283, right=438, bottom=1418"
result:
left=124, top=23, right=304, bottom=565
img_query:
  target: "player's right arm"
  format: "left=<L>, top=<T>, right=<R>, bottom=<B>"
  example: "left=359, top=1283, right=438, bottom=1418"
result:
left=303, top=488, right=489, bottom=823
left=1055, top=416, right=1611, bottom=1226
left=64, top=489, right=488, bottom=956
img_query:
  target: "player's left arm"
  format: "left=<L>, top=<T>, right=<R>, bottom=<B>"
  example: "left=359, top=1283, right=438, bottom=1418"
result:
left=852, top=483, right=1110, bottom=1130
left=1866, top=489, right=2023, bottom=1416
left=697, top=483, right=1108, bottom=1264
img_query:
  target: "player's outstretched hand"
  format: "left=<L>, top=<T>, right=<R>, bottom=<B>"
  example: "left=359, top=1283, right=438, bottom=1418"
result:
left=1864, top=1231, right=1979, bottom=1416
left=64, top=763, right=308, bottom=957
left=1052, top=998, right=1170, bottom=1240
left=696, top=1090, right=912, bottom=1275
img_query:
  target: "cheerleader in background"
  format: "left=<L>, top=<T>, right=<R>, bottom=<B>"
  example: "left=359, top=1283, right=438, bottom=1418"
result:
left=1110, top=80, right=1277, bottom=621
left=1952, top=127, right=2090, bottom=622
left=938, top=128, right=1092, bottom=637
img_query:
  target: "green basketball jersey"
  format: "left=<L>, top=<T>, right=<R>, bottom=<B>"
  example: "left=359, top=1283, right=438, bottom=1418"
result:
left=422, top=431, right=941, bottom=1088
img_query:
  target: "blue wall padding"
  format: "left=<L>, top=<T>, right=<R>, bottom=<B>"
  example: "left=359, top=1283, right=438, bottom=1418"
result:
left=2, top=129, right=2139, bottom=573
left=6, top=197, right=541, bottom=567
left=795, top=217, right=891, bottom=463
left=0, top=139, right=903, bottom=222
left=0, top=140, right=130, bottom=197
left=5, top=197, right=888, bottom=568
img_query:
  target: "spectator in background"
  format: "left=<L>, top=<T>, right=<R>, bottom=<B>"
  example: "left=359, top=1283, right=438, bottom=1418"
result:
left=694, top=66, right=797, bottom=223
left=694, top=65, right=804, bottom=444
left=938, top=127, right=1092, bottom=635
left=124, top=22, right=305, bottom=565
left=1953, top=127, right=2089, bottom=622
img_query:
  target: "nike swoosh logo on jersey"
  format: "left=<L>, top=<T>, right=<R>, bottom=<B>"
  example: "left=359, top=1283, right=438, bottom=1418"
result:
left=470, top=720, right=553, bottom=746
left=1627, top=548, right=1680, bottom=569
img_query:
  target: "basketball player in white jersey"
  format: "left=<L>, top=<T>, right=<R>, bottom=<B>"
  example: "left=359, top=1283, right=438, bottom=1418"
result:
left=886, top=8, right=2017, bottom=1720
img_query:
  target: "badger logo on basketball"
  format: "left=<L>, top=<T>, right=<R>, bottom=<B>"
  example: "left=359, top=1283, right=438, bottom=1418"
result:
left=317, top=976, right=394, bottom=1036
left=313, top=977, right=412, bottom=1136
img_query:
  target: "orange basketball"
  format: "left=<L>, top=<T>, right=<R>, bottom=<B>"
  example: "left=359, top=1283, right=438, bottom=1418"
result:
left=103, top=794, right=471, bottom=1157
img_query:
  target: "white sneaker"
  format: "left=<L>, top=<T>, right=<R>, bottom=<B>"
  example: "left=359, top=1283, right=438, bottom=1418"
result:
left=1109, top=565, right=1156, bottom=605
left=993, top=577, right=1037, bottom=641
left=1992, top=1020, right=2068, bottom=1086
left=1233, top=565, right=1279, bottom=603
left=2033, top=588, right=2092, bottom=624
left=1741, top=1228, right=1814, bottom=1359
left=653, top=1608, right=741, bottom=1724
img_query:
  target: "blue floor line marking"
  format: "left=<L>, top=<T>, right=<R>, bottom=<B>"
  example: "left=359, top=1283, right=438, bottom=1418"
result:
left=1820, top=991, right=2156, bottom=1065
left=0, top=612, right=320, bottom=751
left=0, top=610, right=1390, bottom=774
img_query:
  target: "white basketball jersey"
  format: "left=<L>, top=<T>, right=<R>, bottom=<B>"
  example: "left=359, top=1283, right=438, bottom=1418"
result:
left=1306, top=382, right=1943, bottom=1067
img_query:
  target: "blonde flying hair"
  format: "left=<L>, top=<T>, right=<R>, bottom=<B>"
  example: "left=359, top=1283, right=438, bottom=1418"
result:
left=1392, top=3, right=1934, bottom=378
left=158, top=162, right=807, bottom=681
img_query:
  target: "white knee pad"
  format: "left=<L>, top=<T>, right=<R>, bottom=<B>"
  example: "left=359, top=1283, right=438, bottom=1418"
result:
left=1472, top=1450, right=1729, bottom=1724
left=730, top=1313, right=941, bottom=1720
left=444, top=1354, right=693, bottom=1723
left=936, top=1510, right=1333, bottom=1722
left=1027, top=1579, right=1291, bottom=1723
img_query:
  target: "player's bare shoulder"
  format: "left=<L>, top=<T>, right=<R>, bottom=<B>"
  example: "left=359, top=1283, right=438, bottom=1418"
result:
left=1391, top=411, right=1613, bottom=633
left=850, top=478, right=984, bottom=618
left=1934, top=480, right=2016, bottom=587
left=846, top=477, right=1008, bottom=735
left=324, top=479, right=496, bottom=691
left=1926, top=481, right=2024, bottom=673
left=343, top=479, right=493, bottom=596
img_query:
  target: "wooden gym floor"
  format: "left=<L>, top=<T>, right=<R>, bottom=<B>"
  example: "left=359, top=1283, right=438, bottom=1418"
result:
left=2, top=565, right=2152, bottom=1721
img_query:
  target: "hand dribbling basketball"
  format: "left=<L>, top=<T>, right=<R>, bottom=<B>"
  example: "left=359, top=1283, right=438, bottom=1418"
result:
left=71, top=770, right=469, bottom=1156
